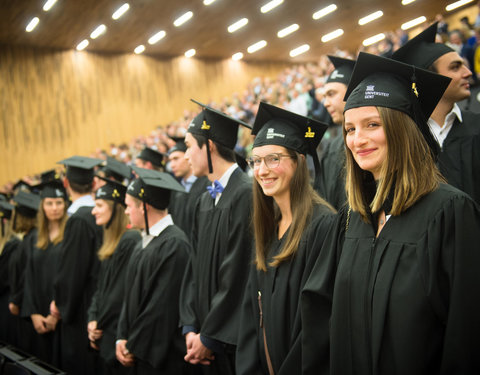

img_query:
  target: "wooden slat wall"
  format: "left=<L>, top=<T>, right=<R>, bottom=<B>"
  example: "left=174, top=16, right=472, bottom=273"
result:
left=0, top=45, right=289, bottom=185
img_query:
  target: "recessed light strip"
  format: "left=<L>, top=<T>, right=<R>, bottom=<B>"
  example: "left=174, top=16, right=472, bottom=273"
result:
left=148, top=31, right=166, bottom=44
left=90, top=24, right=107, bottom=39
left=321, top=29, right=344, bottom=43
left=26, top=17, right=40, bottom=32
left=134, top=45, right=145, bottom=54
left=313, top=4, right=337, bottom=20
left=112, top=3, right=130, bottom=20
left=76, top=39, right=89, bottom=51
left=185, top=49, right=196, bottom=58
left=401, top=0, right=416, bottom=5
left=228, top=18, right=248, bottom=33
left=290, top=44, right=310, bottom=57
left=174, top=11, right=193, bottom=27
left=232, top=52, right=244, bottom=60
left=43, top=0, right=58, bottom=11
left=261, top=0, right=283, bottom=13
left=358, top=10, right=383, bottom=26
left=363, top=33, right=385, bottom=46
left=247, top=40, right=267, bottom=53
left=277, top=24, right=299, bottom=38
left=401, top=16, right=426, bottom=30
left=446, top=0, right=473, bottom=11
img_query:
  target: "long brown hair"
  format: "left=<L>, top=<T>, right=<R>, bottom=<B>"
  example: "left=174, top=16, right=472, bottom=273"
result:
left=0, top=218, right=18, bottom=255
left=36, top=199, right=68, bottom=250
left=97, top=201, right=128, bottom=261
left=344, top=106, right=444, bottom=222
left=253, top=149, right=334, bottom=271
left=13, top=210, right=36, bottom=234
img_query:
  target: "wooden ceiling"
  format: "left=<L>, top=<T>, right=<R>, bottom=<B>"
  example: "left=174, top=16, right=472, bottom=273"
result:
left=0, top=0, right=463, bottom=62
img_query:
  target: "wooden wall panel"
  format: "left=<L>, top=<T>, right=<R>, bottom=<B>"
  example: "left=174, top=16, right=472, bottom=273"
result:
left=0, top=45, right=289, bottom=185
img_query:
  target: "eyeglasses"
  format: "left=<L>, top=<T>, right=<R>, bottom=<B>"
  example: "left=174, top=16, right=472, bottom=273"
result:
left=247, top=153, right=292, bottom=169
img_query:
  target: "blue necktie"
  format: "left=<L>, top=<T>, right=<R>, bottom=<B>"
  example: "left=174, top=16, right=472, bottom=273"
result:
left=206, top=180, right=224, bottom=199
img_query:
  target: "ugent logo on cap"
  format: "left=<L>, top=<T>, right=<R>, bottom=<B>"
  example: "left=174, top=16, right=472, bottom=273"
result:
left=266, top=128, right=285, bottom=139
left=364, top=85, right=390, bottom=100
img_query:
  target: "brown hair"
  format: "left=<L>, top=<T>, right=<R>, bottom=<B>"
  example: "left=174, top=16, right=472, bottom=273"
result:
left=253, top=149, right=334, bottom=271
left=0, top=219, right=18, bottom=255
left=344, top=107, right=444, bottom=222
left=13, top=210, right=37, bottom=234
left=97, top=201, right=129, bottom=260
left=36, top=198, right=68, bottom=250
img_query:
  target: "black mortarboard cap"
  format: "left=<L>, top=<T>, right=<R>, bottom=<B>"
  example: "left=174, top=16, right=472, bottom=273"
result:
left=344, top=52, right=451, bottom=155
left=391, top=22, right=454, bottom=69
left=0, top=201, right=14, bottom=220
left=95, top=176, right=127, bottom=206
left=189, top=99, right=252, bottom=173
left=137, top=147, right=165, bottom=168
left=13, top=180, right=32, bottom=193
left=57, top=156, right=103, bottom=185
left=326, top=56, right=356, bottom=85
left=102, top=157, right=132, bottom=182
left=13, top=191, right=40, bottom=218
left=35, top=169, right=66, bottom=199
left=167, top=136, right=187, bottom=155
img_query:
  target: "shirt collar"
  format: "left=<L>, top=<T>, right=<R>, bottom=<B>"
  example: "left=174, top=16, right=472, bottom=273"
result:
left=450, top=103, right=463, bottom=123
left=216, top=163, right=238, bottom=190
left=67, top=194, right=95, bottom=216
left=141, top=214, right=173, bottom=247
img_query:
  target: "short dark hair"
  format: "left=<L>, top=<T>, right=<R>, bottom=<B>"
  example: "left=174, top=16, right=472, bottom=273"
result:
left=192, top=134, right=236, bottom=163
left=69, top=180, right=93, bottom=194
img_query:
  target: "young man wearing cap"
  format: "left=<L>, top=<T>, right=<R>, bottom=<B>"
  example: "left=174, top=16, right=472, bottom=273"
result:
left=316, top=56, right=356, bottom=210
left=116, top=167, right=190, bottom=374
left=168, top=138, right=209, bottom=234
left=49, top=156, right=103, bottom=375
left=135, top=147, right=165, bottom=171
left=392, top=22, right=480, bottom=204
left=179, top=101, right=253, bottom=375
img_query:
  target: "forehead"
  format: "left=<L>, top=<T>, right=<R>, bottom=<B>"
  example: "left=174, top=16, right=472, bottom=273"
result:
left=325, top=81, right=347, bottom=95
left=168, top=150, right=185, bottom=159
left=344, top=106, right=380, bottom=122
left=435, top=51, right=463, bottom=70
left=184, top=132, right=197, bottom=146
left=252, top=144, right=288, bottom=155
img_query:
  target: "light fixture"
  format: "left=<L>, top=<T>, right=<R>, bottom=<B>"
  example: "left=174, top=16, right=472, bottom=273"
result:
left=90, top=24, right=107, bottom=39
left=277, top=24, right=299, bottom=38
left=290, top=44, right=310, bottom=57
left=134, top=45, right=145, bottom=54
left=401, top=0, right=416, bottom=4
left=446, top=0, right=473, bottom=11
left=358, top=11, right=383, bottom=26
left=247, top=40, right=267, bottom=53
left=321, top=29, right=344, bottom=43
left=401, top=16, right=427, bottom=30
left=76, top=39, right=89, bottom=51
left=228, top=18, right=248, bottom=33
left=363, top=33, right=385, bottom=46
left=112, top=3, right=130, bottom=20
left=26, top=17, right=39, bottom=32
left=174, top=11, right=193, bottom=27
left=261, top=0, right=283, bottom=13
left=204, top=0, right=216, bottom=5
left=313, top=4, right=337, bottom=20
left=43, top=0, right=58, bottom=11
left=185, top=49, right=196, bottom=58
left=148, top=31, right=166, bottom=44
left=232, top=52, right=243, bottom=60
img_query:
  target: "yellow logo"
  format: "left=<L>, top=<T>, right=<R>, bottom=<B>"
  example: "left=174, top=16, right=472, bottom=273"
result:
left=201, top=120, right=211, bottom=130
left=305, top=126, right=315, bottom=138
left=112, top=189, right=120, bottom=198
left=412, top=82, right=419, bottom=98
left=139, top=188, right=144, bottom=198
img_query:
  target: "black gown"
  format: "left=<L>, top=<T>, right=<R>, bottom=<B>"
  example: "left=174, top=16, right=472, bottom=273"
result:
left=117, top=224, right=190, bottom=374
left=437, top=109, right=480, bottom=204
left=22, top=239, right=63, bottom=364
left=53, top=206, right=102, bottom=375
left=169, top=176, right=210, bottom=236
left=179, top=168, right=253, bottom=374
left=0, top=237, right=21, bottom=344
left=302, top=183, right=480, bottom=374
left=236, top=205, right=334, bottom=375
left=88, top=229, right=141, bottom=372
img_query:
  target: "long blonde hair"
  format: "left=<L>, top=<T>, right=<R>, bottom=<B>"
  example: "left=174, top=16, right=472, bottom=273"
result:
left=36, top=199, right=68, bottom=250
left=98, top=201, right=128, bottom=261
left=344, top=106, right=444, bottom=222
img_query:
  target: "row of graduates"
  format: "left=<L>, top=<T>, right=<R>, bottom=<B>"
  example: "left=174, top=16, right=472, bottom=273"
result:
left=1, top=23, right=480, bottom=375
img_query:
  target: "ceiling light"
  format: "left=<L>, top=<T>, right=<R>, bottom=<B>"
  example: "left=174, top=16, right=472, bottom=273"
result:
left=232, top=52, right=243, bottom=60
left=204, top=0, right=217, bottom=5
left=228, top=18, right=248, bottom=33
left=185, top=49, right=196, bottom=58
left=313, top=4, right=337, bottom=20
left=321, top=29, right=344, bottom=43
left=134, top=45, right=145, bottom=54
left=401, top=16, right=426, bottom=30
left=26, top=17, right=39, bottom=32
left=112, top=3, right=130, bottom=20
left=76, top=39, right=89, bottom=51
left=247, top=40, right=267, bottom=53
left=174, top=11, right=193, bottom=27
left=261, top=0, right=283, bottom=13
left=446, top=0, right=473, bottom=11
left=401, top=0, right=416, bottom=4
left=43, top=0, right=58, bottom=11
left=90, top=24, right=106, bottom=39
left=148, top=31, right=166, bottom=45
left=363, top=33, right=385, bottom=46
left=290, top=44, right=310, bottom=57
left=358, top=11, right=383, bottom=26
left=277, top=24, right=299, bottom=38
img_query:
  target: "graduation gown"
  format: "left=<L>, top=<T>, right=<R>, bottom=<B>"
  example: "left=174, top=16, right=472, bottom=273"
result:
left=437, top=110, right=480, bottom=204
left=53, top=206, right=102, bottom=375
left=169, top=176, right=210, bottom=236
left=236, top=205, right=334, bottom=375
left=315, top=132, right=347, bottom=210
left=87, top=230, right=141, bottom=366
left=302, top=183, right=480, bottom=374
left=0, top=237, right=21, bottom=344
left=117, top=224, right=190, bottom=373
left=179, top=168, right=253, bottom=350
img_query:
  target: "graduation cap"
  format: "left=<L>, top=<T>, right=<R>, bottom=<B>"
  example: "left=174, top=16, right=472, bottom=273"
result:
left=344, top=52, right=451, bottom=155
left=13, top=180, right=32, bottom=193
left=0, top=200, right=15, bottom=236
left=326, top=55, right=356, bottom=85
left=167, top=136, right=187, bottom=155
left=13, top=191, right=40, bottom=218
left=137, top=147, right=165, bottom=168
left=127, top=166, right=185, bottom=234
left=252, top=101, right=329, bottom=185
left=34, top=169, right=67, bottom=200
left=189, top=99, right=252, bottom=173
left=57, top=156, right=103, bottom=185
left=391, top=22, right=454, bottom=69
left=100, top=156, right=132, bottom=182
left=95, top=177, right=128, bottom=229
